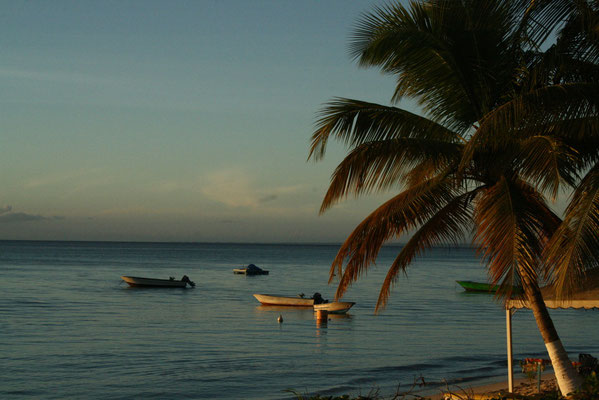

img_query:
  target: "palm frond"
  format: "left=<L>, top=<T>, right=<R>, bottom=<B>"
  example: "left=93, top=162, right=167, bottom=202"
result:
left=516, top=135, right=579, bottom=198
left=309, top=98, right=461, bottom=161
left=553, top=1, right=599, bottom=64
left=460, top=82, right=599, bottom=174
left=473, top=177, right=560, bottom=298
left=374, top=188, right=480, bottom=312
left=319, top=137, right=462, bottom=212
left=331, top=173, right=459, bottom=299
left=532, top=116, right=599, bottom=174
left=545, top=163, right=599, bottom=297
left=350, top=0, right=528, bottom=130
left=521, top=0, right=574, bottom=47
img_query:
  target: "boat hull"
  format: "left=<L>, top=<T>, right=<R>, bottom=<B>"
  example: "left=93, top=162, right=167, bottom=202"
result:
left=456, top=280, right=499, bottom=292
left=313, top=302, right=355, bottom=314
left=233, top=268, right=269, bottom=275
left=121, top=276, right=188, bottom=288
left=456, top=280, right=522, bottom=294
left=253, top=294, right=314, bottom=307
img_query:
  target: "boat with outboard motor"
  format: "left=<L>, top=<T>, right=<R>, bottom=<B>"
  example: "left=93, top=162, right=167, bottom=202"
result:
left=253, top=292, right=328, bottom=307
left=253, top=293, right=355, bottom=313
left=313, top=301, right=355, bottom=314
left=121, top=275, right=195, bottom=288
left=253, top=293, right=315, bottom=306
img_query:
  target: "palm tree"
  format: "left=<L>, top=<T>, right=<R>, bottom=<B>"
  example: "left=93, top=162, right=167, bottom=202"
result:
left=539, top=1, right=599, bottom=294
left=309, top=0, right=598, bottom=395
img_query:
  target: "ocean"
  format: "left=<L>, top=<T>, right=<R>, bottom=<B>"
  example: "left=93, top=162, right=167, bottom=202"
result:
left=1, top=241, right=597, bottom=399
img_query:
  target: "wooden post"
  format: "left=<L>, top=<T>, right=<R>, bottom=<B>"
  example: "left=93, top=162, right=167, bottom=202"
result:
left=506, top=308, right=514, bottom=393
left=316, top=309, right=328, bottom=321
left=316, top=309, right=328, bottom=327
left=537, top=362, right=542, bottom=393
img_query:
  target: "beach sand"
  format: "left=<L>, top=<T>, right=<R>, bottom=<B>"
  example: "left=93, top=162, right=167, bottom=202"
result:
left=428, top=372, right=557, bottom=399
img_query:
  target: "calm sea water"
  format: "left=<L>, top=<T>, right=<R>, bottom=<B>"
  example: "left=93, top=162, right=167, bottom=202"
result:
left=2, top=241, right=598, bottom=399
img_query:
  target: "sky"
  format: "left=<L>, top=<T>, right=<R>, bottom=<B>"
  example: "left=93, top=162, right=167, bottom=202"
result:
left=0, top=0, right=413, bottom=243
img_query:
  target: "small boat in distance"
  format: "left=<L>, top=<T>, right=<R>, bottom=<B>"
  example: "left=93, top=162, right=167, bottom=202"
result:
left=456, top=280, right=498, bottom=292
left=233, top=264, right=269, bottom=275
left=253, top=293, right=355, bottom=313
left=313, top=301, right=355, bottom=314
left=253, top=293, right=315, bottom=307
left=121, top=275, right=195, bottom=288
left=456, top=280, right=521, bottom=293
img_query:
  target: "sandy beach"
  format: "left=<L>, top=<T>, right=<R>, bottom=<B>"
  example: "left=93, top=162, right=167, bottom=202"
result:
left=428, top=372, right=557, bottom=399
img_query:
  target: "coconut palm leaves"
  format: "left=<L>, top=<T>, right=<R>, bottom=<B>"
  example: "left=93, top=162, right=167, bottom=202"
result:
left=311, top=0, right=576, bottom=308
left=311, top=0, right=597, bottom=395
left=350, top=1, right=529, bottom=128
left=539, top=1, right=599, bottom=297
left=474, top=177, right=561, bottom=292
left=546, top=165, right=599, bottom=297
left=310, top=99, right=462, bottom=211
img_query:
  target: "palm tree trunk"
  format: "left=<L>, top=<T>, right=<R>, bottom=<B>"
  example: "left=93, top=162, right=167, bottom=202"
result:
left=522, top=278, right=582, bottom=396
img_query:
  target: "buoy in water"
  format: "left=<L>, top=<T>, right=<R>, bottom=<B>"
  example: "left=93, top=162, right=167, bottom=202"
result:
left=277, top=314, right=283, bottom=323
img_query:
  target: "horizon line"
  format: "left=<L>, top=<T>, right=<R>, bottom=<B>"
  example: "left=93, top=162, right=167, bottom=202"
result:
left=0, top=238, right=475, bottom=247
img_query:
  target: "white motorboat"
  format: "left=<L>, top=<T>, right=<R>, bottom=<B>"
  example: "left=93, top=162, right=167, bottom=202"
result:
left=121, top=275, right=195, bottom=288
left=313, top=301, right=356, bottom=314
left=253, top=294, right=314, bottom=307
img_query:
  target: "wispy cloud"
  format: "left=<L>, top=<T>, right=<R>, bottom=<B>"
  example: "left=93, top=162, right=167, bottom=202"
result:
left=0, top=205, right=64, bottom=224
left=201, top=169, right=304, bottom=210
left=202, top=169, right=259, bottom=208
left=0, top=212, right=46, bottom=224
left=0, top=205, right=13, bottom=215
left=0, top=212, right=45, bottom=223
left=258, top=194, right=278, bottom=203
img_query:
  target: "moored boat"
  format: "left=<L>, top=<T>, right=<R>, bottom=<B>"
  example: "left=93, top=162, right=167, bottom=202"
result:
left=313, top=301, right=355, bottom=314
left=253, top=293, right=314, bottom=307
left=456, top=280, right=521, bottom=293
left=121, top=275, right=195, bottom=288
left=233, top=264, right=269, bottom=275
left=456, top=280, right=498, bottom=292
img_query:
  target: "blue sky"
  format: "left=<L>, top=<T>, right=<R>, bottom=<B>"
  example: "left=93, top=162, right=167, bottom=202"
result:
left=1, top=0, right=412, bottom=242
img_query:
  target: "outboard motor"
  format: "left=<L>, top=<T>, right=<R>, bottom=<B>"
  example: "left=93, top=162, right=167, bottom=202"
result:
left=312, top=292, right=325, bottom=305
left=181, top=275, right=195, bottom=287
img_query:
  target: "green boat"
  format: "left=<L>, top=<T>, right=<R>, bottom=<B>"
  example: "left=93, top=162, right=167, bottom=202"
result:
left=456, top=281, right=522, bottom=293
left=456, top=280, right=523, bottom=293
left=457, top=280, right=499, bottom=292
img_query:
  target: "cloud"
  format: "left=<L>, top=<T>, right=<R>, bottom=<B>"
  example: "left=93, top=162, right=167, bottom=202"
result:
left=202, top=169, right=260, bottom=208
left=258, top=194, right=278, bottom=203
left=0, top=206, right=65, bottom=224
left=0, top=212, right=47, bottom=223
left=201, top=169, right=305, bottom=210
left=0, top=205, right=13, bottom=215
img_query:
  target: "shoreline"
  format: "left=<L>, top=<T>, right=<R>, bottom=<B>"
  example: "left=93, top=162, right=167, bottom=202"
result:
left=426, top=372, right=557, bottom=399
